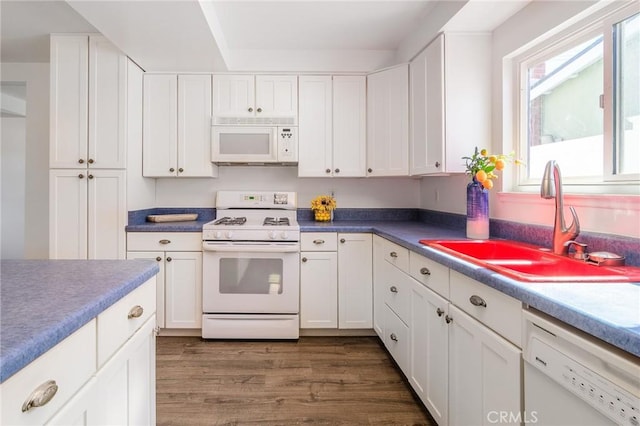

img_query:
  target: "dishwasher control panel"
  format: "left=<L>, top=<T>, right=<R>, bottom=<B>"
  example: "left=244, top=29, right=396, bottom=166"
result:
left=527, top=336, right=639, bottom=425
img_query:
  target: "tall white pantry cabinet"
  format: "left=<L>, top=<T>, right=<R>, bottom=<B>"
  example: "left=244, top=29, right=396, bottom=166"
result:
left=49, top=35, right=128, bottom=260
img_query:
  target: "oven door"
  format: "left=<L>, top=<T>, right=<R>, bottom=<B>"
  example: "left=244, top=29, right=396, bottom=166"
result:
left=202, top=241, right=300, bottom=314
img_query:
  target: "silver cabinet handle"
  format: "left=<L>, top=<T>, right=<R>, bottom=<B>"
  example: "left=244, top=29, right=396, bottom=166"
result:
left=340, top=238, right=346, bottom=243
left=88, top=174, right=94, bottom=180
left=159, top=239, right=171, bottom=245
left=435, top=161, right=441, bottom=168
left=22, top=380, right=58, bottom=412
left=325, top=168, right=331, bottom=174
left=445, top=315, right=453, bottom=324
left=166, top=256, right=172, bottom=262
left=313, top=239, right=325, bottom=245
left=155, top=256, right=162, bottom=262
left=390, top=333, right=398, bottom=342
left=334, top=168, right=340, bottom=173
left=88, top=158, right=94, bottom=164
left=469, top=295, right=487, bottom=307
left=368, top=168, right=373, bottom=173
left=78, top=173, right=84, bottom=179
left=302, top=257, right=307, bottom=263
left=257, top=107, right=262, bottom=113
left=248, top=107, right=254, bottom=112
left=128, top=305, right=144, bottom=319
left=420, top=267, right=431, bottom=276
left=389, top=286, right=398, bottom=293
left=169, top=167, right=175, bottom=172
left=178, top=167, right=184, bottom=173
left=78, top=158, right=85, bottom=164
left=390, top=252, right=398, bottom=258
left=436, top=308, right=444, bottom=317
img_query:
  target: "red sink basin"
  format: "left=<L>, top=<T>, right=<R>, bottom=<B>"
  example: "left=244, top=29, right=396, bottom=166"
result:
left=420, top=239, right=640, bottom=282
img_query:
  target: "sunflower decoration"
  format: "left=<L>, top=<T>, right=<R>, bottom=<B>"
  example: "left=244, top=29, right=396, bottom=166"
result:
left=311, top=194, right=336, bottom=221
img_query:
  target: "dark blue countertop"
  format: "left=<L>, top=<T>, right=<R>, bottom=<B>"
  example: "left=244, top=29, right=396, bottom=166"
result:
left=0, top=260, right=160, bottom=383
left=125, top=215, right=639, bottom=357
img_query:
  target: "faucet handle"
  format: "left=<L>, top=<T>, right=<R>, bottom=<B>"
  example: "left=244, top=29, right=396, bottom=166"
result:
left=564, top=240, right=588, bottom=260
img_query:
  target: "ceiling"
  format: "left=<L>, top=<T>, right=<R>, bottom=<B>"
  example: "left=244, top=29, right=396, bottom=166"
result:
left=0, top=0, right=530, bottom=73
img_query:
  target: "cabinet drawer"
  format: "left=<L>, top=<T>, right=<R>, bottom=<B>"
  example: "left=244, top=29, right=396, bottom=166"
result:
left=127, top=232, right=201, bottom=251
left=384, top=306, right=410, bottom=374
left=409, top=251, right=450, bottom=298
left=449, top=270, right=522, bottom=347
left=301, top=232, right=337, bottom=251
left=381, top=261, right=411, bottom=324
left=378, top=237, right=409, bottom=272
left=97, top=277, right=157, bottom=366
left=1, top=320, right=96, bottom=426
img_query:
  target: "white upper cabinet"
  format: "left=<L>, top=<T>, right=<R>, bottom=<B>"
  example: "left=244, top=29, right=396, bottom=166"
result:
left=143, top=74, right=217, bottom=178
left=410, top=32, right=491, bottom=175
left=333, top=76, right=367, bottom=177
left=212, top=75, right=297, bottom=122
left=367, top=64, right=409, bottom=176
left=298, top=75, right=366, bottom=177
left=50, top=35, right=126, bottom=169
left=298, top=76, right=333, bottom=177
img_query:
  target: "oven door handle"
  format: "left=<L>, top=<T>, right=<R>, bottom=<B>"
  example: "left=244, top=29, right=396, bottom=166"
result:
left=202, top=242, right=300, bottom=253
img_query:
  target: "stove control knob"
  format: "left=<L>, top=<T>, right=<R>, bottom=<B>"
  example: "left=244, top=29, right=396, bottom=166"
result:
left=268, top=231, right=277, bottom=240
left=281, top=231, right=289, bottom=239
left=214, top=231, right=222, bottom=239
left=225, top=231, right=233, bottom=239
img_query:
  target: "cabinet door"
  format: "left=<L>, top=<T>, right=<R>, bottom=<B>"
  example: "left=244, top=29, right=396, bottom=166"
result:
left=255, top=75, right=298, bottom=119
left=338, top=233, right=372, bottom=328
left=127, top=252, right=165, bottom=328
left=50, top=35, right=88, bottom=169
left=448, top=305, right=522, bottom=426
left=333, top=76, right=366, bottom=177
left=143, top=74, right=178, bottom=177
left=88, top=36, right=127, bottom=169
left=45, top=378, right=98, bottom=426
left=410, top=36, right=445, bottom=175
left=87, top=170, right=126, bottom=260
left=165, top=251, right=203, bottom=329
left=212, top=75, right=255, bottom=118
left=95, top=316, right=156, bottom=426
left=300, top=251, right=338, bottom=328
left=298, top=76, right=333, bottom=177
left=410, top=279, right=449, bottom=426
left=49, top=170, right=88, bottom=259
left=178, top=74, right=217, bottom=177
left=367, top=65, right=409, bottom=176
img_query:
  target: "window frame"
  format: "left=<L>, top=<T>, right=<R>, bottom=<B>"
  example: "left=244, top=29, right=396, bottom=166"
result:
left=513, top=2, right=640, bottom=193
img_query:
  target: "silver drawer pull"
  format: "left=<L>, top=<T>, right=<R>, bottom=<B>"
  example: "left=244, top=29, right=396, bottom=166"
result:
left=313, top=239, right=325, bottom=244
left=389, top=286, right=398, bottom=293
left=159, top=239, right=171, bottom=245
left=420, top=267, right=431, bottom=276
left=445, top=315, right=453, bottom=324
left=22, top=380, right=58, bottom=412
left=302, top=257, right=308, bottom=263
left=469, top=295, right=487, bottom=307
left=436, top=308, right=444, bottom=317
left=389, top=251, right=398, bottom=258
left=390, top=333, right=398, bottom=342
left=128, top=305, right=144, bottom=319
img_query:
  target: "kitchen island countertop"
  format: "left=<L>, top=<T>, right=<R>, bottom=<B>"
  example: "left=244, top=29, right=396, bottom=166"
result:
left=0, top=259, right=160, bottom=383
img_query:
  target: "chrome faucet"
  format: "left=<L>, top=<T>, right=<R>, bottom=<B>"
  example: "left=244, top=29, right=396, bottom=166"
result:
left=540, top=160, right=580, bottom=256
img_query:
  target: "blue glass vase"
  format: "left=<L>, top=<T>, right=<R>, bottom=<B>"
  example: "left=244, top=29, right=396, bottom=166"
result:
left=466, top=177, right=489, bottom=239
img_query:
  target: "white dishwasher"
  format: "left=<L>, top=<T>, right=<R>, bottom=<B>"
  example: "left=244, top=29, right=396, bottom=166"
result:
left=523, top=309, right=639, bottom=426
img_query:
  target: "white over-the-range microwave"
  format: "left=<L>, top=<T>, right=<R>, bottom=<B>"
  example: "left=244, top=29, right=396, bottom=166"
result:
left=211, top=117, right=298, bottom=165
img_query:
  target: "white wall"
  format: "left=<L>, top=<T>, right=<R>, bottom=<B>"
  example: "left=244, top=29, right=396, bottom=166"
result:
left=1, top=117, right=26, bottom=258
left=1, top=63, right=50, bottom=258
left=420, top=0, right=640, bottom=238
left=154, top=167, right=421, bottom=209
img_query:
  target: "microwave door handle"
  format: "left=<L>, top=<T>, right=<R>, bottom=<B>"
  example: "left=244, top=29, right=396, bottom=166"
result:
left=202, top=243, right=300, bottom=253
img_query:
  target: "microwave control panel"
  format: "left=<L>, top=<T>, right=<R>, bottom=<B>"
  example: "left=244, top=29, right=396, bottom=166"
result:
left=277, top=127, right=298, bottom=162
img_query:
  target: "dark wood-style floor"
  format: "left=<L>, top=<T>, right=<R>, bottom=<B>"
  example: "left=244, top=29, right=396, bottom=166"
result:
left=156, top=336, right=436, bottom=425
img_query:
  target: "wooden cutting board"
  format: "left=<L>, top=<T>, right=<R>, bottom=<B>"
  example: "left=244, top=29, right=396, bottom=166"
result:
left=146, top=214, right=198, bottom=223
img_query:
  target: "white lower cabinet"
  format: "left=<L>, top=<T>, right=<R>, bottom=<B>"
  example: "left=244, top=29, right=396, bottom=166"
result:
left=1, top=278, right=156, bottom=426
left=373, top=236, right=523, bottom=426
left=127, top=232, right=203, bottom=330
left=448, top=305, right=521, bottom=426
left=300, top=233, right=372, bottom=329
